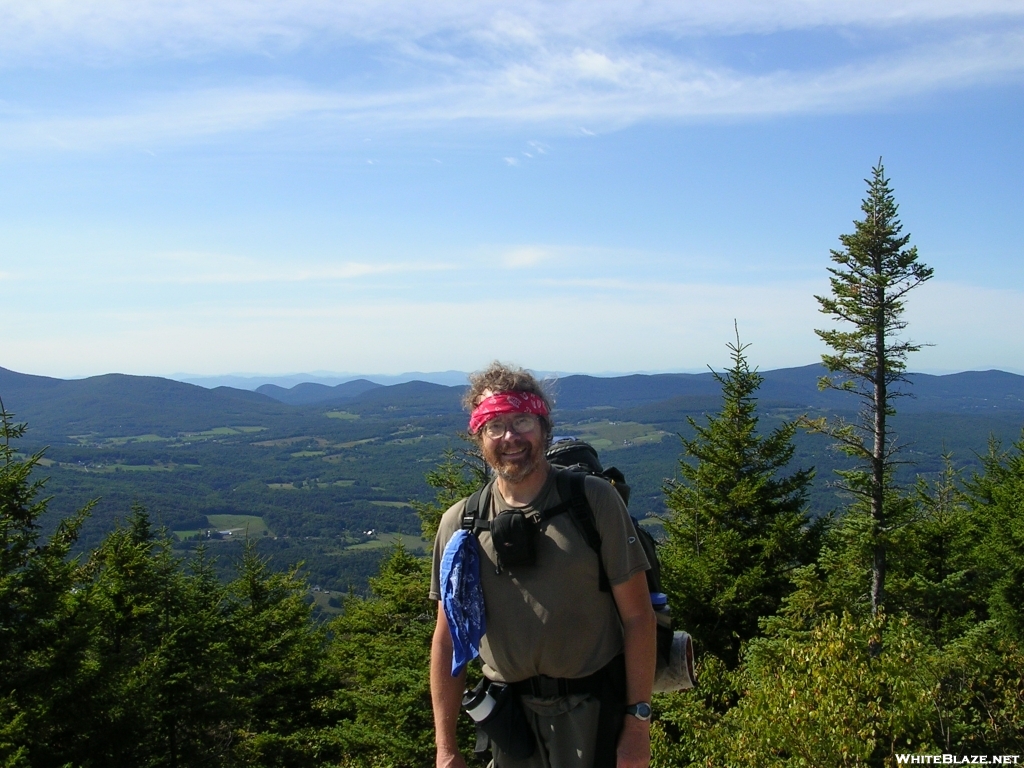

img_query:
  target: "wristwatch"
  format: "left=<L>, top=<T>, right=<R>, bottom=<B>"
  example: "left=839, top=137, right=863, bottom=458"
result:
left=625, top=702, right=652, bottom=721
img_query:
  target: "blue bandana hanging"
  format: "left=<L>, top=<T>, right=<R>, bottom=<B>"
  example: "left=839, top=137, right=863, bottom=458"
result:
left=440, top=528, right=486, bottom=676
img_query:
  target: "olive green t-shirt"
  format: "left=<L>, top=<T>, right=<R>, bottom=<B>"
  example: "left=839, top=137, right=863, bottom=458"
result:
left=430, top=469, right=650, bottom=683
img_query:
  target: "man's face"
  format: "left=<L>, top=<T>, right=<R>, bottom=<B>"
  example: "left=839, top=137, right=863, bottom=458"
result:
left=479, top=413, right=546, bottom=485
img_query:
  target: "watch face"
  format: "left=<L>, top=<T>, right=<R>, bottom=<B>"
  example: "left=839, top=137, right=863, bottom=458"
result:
left=627, top=702, right=652, bottom=720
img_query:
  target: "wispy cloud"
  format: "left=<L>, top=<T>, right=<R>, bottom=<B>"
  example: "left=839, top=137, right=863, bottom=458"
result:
left=4, top=31, right=1022, bottom=152
left=0, top=85, right=425, bottom=151
left=2, top=1, right=1022, bottom=63
left=35, top=251, right=456, bottom=285
left=502, top=246, right=550, bottom=268
left=0, top=3, right=1022, bottom=152
left=6, top=267, right=1021, bottom=376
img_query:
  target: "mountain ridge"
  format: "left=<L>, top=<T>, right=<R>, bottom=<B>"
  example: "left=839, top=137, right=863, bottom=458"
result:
left=3, top=364, right=1023, bottom=441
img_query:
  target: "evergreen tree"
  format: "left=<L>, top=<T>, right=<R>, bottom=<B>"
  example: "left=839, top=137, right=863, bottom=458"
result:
left=965, top=433, right=1024, bottom=642
left=60, top=507, right=238, bottom=768
left=316, top=452, right=484, bottom=765
left=810, top=159, right=933, bottom=619
left=660, top=331, right=818, bottom=667
left=225, top=542, right=329, bottom=767
left=886, top=458, right=985, bottom=645
left=321, top=547, right=441, bottom=766
left=0, top=403, right=92, bottom=768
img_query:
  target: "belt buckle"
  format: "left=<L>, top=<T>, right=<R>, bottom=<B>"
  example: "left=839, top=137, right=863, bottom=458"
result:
left=530, top=675, right=565, bottom=697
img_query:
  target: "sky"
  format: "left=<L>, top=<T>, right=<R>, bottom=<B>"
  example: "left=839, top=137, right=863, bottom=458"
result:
left=1, top=1, right=1023, bottom=381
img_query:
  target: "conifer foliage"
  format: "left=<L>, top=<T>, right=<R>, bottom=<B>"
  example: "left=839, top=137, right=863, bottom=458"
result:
left=0, top=405, right=330, bottom=768
left=651, top=164, right=1022, bottom=766
left=660, top=330, right=818, bottom=667
left=1, top=403, right=480, bottom=767
left=810, top=159, right=933, bottom=618
left=0, top=403, right=92, bottom=767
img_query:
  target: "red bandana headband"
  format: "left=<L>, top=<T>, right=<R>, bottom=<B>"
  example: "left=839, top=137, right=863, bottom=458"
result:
left=468, top=391, right=549, bottom=434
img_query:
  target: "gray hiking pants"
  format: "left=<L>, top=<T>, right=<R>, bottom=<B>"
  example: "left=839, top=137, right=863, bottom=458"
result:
left=490, top=693, right=607, bottom=768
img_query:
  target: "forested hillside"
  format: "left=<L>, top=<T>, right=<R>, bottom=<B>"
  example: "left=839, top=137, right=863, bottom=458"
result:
left=2, top=362, right=1023, bottom=598
left=4, top=358, right=1023, bottom=766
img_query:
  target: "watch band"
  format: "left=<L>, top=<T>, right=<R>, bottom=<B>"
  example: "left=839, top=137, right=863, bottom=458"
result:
left=625, top=701, right=652, bottom=720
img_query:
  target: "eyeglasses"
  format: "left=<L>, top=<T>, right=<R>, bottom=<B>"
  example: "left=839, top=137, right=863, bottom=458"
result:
left=481, top=414, right=540, bottom=439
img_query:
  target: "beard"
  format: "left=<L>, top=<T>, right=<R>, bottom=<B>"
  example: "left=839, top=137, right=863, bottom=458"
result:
left=483, top=435, right=543, bottom=485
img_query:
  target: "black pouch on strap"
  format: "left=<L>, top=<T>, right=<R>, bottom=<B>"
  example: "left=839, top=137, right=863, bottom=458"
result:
left=463, top=679, right=536, bottom=760
left=489, top=510, right=537, bottom=569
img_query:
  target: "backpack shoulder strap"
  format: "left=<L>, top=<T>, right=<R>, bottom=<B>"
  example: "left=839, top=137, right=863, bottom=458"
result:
left=461, top=481, right=493, bottom=534
left=554, top=470, right=611, bottom=592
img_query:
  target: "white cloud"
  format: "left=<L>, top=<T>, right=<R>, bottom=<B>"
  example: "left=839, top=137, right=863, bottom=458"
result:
left=0, top=85, right=405, bottom=151
left=2, top=287, right=820, bottom=376
left=24, top=250, right=455, bottom=286
left=571, top=49, right=630, bottom=83
left=1, top=24, right=1021, bottom=153
left=503, top=156, right=519, bottom=165
left=2, top=1, right=1023, bottom=65
left=502, top=247, right=550, bottom=268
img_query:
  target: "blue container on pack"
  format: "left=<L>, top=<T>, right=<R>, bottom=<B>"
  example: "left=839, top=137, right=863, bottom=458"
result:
left=648, top=591, right=697, bottom=692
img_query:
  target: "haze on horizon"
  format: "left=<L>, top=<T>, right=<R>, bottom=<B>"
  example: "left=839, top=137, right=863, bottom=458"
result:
left=2, top=1, right=1022, bottom=380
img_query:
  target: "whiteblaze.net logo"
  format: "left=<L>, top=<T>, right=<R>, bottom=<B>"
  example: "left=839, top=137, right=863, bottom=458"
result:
left=895, top=756, right=1020, bottom=765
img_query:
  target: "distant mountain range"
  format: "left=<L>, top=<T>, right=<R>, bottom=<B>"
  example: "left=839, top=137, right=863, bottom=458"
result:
left=0, top=367, right=291, bottom=438
left=255, top=379, right=383, bottom=405
left=175, top=370, right=472, bottom=390
left=256, top=364, right=1024, bottom=414
left=548, top=366, right=1024, bottom=414
left=3, top=364, right=1024, bottom=441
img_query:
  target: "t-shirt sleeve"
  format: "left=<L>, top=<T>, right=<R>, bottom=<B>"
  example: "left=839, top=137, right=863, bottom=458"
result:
left=428, top=498, right=469, bottom=601
left=583, top=475, right=650, bottom=587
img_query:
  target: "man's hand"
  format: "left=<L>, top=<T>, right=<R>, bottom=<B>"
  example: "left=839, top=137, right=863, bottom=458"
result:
left=437, top=747, right=469, bottom=768
left=616, top=716, right=651, bottom=768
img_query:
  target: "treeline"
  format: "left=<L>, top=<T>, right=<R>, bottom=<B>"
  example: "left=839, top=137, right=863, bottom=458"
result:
left=650, top=344, right=1024, bottom=763
left=6, top=370, right=1023, bottom=766
left=647, top=164, right=1024, bottom=764
left=1, top=411, right=440, bottom=767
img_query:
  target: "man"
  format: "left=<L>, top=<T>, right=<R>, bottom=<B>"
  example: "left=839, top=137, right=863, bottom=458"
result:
left=429, top=362, right=656, bottom=768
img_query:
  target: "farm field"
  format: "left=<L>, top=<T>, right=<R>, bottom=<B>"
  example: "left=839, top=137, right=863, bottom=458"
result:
left=560, top=420, right=670, bottom=450
left=347, top=532, right=429, bottom=551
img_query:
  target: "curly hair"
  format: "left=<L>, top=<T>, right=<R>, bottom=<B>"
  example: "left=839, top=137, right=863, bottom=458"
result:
left=463, top=361, right=554, bottom=444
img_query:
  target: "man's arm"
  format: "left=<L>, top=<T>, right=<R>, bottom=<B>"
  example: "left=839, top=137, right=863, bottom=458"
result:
left=611, top=570, right=656, bottom=768
left=430, top=603, right=469, bottom=768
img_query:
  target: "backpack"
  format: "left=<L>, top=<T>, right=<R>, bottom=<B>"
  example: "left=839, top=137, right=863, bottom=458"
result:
left=543, top=439, right=695, bottom=692
left=544, top=438, right=661, bottom=595
left=460, top=438, right=694, bottom=692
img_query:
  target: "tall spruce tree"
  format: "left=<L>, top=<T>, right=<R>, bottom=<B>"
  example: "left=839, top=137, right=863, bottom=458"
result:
left=661, top=330, right=818, bottom=667
left=810, top=159, right=933, bottom=620
left=0, top=402, right=93, bottom=768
